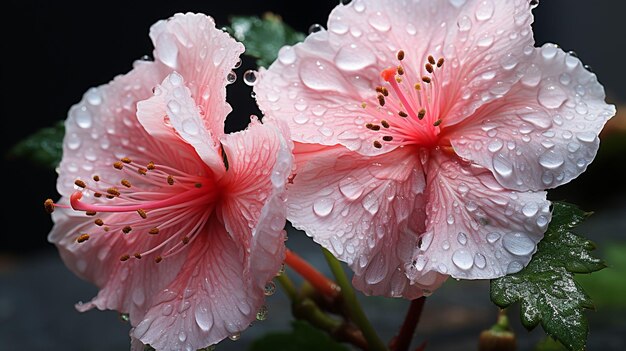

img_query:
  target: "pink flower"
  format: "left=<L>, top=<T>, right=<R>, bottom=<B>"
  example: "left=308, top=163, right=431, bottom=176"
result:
left=254, top=0, right=615, bottom=298
left=46, top=13, right=293, bottom=350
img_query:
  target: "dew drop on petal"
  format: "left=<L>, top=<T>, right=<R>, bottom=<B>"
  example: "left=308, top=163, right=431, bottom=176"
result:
left=540, top=43, right=558, bottom=60
left=181, top=119, right=199, bottom=136
left=536, top=215, right=549, bottom=228
left=474, top=253, right=487, bottom=269
left=522, top=202, right=539, bottom=217
left=368, top=11, right=391, bottom=32
left=278, top=46, right=296, bottom=65
left=256, top=305, right=268, bottom=321
left=264, top=281, right=276, bottom=296
left=335, top=44, right=377, bottom=71
left=339, top=176, right=364, bottom=200
left=227, top=70, right=237, bottom=84
left=446, top=215, right=455, bottom=225
left=313, top=198, right=334, bottom=217
left=457, top=232, right=468, bottom=245
left=361, top=193, right=379, bottom=215
left=452, top=249, right=473, bottom=270
left=308, top=23, right=324, bottom=34
left=353, top=0, right=366, bottom=12
left=178, top=331, right=187, bottom=342
left=85, top=88, right=102, bottom=105
left=486, top=232, right=501, bottom=244
left=576, top=131, right=596, bottom=143
left=493, top=155, right=513, bottom=178
left=506, top=261, right=524, bottom=274
left=520, top=64, right=542, bottom=87
left=450, top=0, right=467, bottom=8
left=293, top=114, right=309, bottom=125
left=487, top=139, right=503, bottom=153
left=243, top=70, right=257, bottom=86
left=74, top=106, right=93, bottom=129
left=475, top=0, right=495, bottom=21
left=228, top=333, right=241, bottom=341
left=457, top=15, right=472, bottom=31
left=502, top=232, right=535, bottom=256
left=538, top=84, right=567, bottom=109
left=538, top=150, right=564, bottom=169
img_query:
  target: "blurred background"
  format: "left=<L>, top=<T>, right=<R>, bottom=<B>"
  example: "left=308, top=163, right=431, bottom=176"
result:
left=1, top=0, right=625, bottom=350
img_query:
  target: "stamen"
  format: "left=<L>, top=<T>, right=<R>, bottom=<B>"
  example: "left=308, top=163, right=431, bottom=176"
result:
left=418, top=109, right=426, bottom=120
left=147, top=161, right=156, bottom=170
left=120, top=254, right=130, bottom=262
left=94, top=219, right=104, bottom=226
left=154, top=256, right=163, bottom=263
left=134, top=253, right=142, bottom=259
left=137, top=209, right=147, bottom=219
left=182, top=237, right=190, bottom=245
left=121, top=157, right=132, bottom=164
left=382, top=136, right=393, bottom=142
left=361, top=102, right=367, bottom=108
left=167, top=175, right=175, bottom=185
left=107, top=187, right=120, bottom=197
left=122, top=226, right=132, bottom=234
left=113, top=162, right=124, bottom=170
left=381, top=120, right=390, bottom=128
left=377, top=94, right=386, bottom=106
left=121, top=179, right=132, bottom=188
left=414, top=83, right=421, bottom=91
left=425, top=63, right=434, bottom=73
left=149, top=228, right=160, bottom=235
left=397, top=66, right=405, bottom=75
left=433, top=119, right=442, bottom=127
left=76, top=234, right=90, bottom=243
left=381, top=87, right=389, bottom=96
left=366, top=123, right=381, bottom=131
left=422, top=76, right=431, bottom=83
left=194, top=183, right=202, bottom=188
left=44, top=199, right=55, bottom=214
left=75, top=179, right=86, bottom=188
left=398, top=111, right=408, bottom=118
left=138, top=168, right=147, bottom=175
left=373, top=141, right=383, bottom=149
left=437, top=57, right=445, bottom=67
left=93, top=175, right=100, bottom=182
left=428, top=55, right=436, bottom=65
left=94, top=192, right=102, bottom=198
left=397, top=50, right=405, bottom=61
left=86, top=211, right=97, bottom=216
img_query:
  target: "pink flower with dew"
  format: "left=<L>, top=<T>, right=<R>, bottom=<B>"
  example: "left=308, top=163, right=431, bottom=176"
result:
left=45, top=13, right=293, bottom=350
left=254, top=0, right=615, bottom=298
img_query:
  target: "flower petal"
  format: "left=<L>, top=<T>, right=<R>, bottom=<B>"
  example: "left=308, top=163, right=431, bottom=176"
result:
left=410, top=150, right=550, bottom=280
left=132, top=222, right=263, bottom=350
left=448, top=45, right=616, bottom=191
left=137, top=72, right=225, bottom=175
left=149, top=13, right=244, bottom=139
left=255, top=0, right=534, bottom=155
left=219, top=117, right=293, bottom=282
left=287, top=144, right=445, bottom=298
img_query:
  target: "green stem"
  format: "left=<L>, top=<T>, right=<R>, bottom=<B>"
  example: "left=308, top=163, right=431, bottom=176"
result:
left=276, top=270, right=298, bottom=300
left=322, top=248, right=388, bottom=351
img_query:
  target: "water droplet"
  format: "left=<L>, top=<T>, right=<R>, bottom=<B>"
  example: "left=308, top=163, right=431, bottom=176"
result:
left=474, top=253, right=487, bottom=269
left=299, top=59, right=347, bottom=93
left=576, top=131, right=595, bottom=143
left=353, top=0, right=366, bottom=12
left=457, top=232, right=468, bottom=245
left=308, top=24, right=324, bottom=34
left=335, top=44, right=377, bottom=71
left=538, top=84, right=567, bottom=109
left=449, top=0, right=467, bottom=7
left=502, top=232, right=535, bottom=256
left=264, top=281, right=276, bottom=296
left=313, top=198, right=334, bottom=217
left=339, top=176, right=364, bottom=200
left=67, top=133, right=81, bottom=150
left=278, top=46, right=296, bottom=65
left=293, top=114, right=309, bottom=125
left=475, top=0, right=495, bottom=21
left=487, top=139, right=503, bottom=152
left=368, top=11, right=391, bottom=32
left=447, top=215, right=455, bottom=225
left=228, top=332, right=241, bottom=341
left=530, top=0, right=539, bottom=9
left=156, top=37, right=178, bottom=68
left=178, top=331, right=187, bottom=342
left=493, top=155, right=513, bottom=178
left=452, top=249, right=474, bottom=270
left=540, top=43, right=558, bottom=60
left=256, top=305, right=268, bottom=321
left=522, top=202, right=539, bottom=217
left=457, top=15, right=472, bottom=31
left=477, top=35, right=494, bottom=48
left=506, top=261, right=524, bottom=274
left=227, top=70, right=237, bottom=84
left=119, top=313, right=130, bottom=322
left=536, top=215, right=549, bottom=227
left=438, top=263, right=449, bottom=274
left=73, top=106, right=93, bottom=129
left=329, top=14, right=349, bottom=35
left=132, top=288, right=145, bottom=306
left=559, top=73, right=571, bottom=85
left=414, top=255, right=427, bottom=271
left=243, top=70, right=257, bottom=86
left=85, top=88, right=102, bottom=105
left=538, top=150, right=564, bottom=169
left=162, top=304, right=173, bottom=316
left=458, top=183, right=470, bottom=194
left=520, top=64, right=542, bottom=87
left=486, top=232, right=501, bottom=244
left=442, top=240, right=451, bottom=250
left=181, top=119, right=199, bottom=136
left=362, top=193, right=379, bottom=215
left=567, top=142, right=581, bottom=153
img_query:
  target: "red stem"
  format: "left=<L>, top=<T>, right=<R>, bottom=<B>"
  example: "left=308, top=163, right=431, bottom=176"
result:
left=284, top=249, right=341, bottom=299
left=390, top=297, right=427, bottom=351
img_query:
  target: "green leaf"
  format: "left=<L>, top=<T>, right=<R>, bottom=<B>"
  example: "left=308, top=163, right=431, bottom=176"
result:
left=7, top=121, right=64, bottom=169
left=249, top=320, right=350, bottom=351
left=227, top=13, right=305, bottom=68
left=490, top=202, right=606, bottom=351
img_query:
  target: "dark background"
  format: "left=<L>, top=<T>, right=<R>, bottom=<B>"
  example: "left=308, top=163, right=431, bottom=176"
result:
left=1, top=1, right=625, bottom=351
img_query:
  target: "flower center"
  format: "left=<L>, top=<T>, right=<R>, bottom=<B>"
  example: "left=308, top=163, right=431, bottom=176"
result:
left=366, top=50, right=447, bottom=149
left=45, top=156, right=217, bottom=263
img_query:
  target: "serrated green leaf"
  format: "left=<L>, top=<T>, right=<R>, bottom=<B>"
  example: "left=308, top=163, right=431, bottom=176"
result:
left=490, top=202, right=606, bottom=351
left=7, top=121, right=64, bottom=169
left=227, top=13, right=305, bottom=68
left=249, top=320, right=350, bottom=351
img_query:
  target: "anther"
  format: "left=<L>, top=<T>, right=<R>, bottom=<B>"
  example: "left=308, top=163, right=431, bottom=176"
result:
left=377, top=94, right=386, bottom=106
left=74, top=179, right=86, bottom=188
left=86, top=211, right=97, bottom=216
left=425, top=63, right=434, bottom=73
left=397, top=66, right=405, bottom=75
left=103, top=227, right=110, bottom=232
left=137, top=209, right=147, bottom=219
left=414, top=83, right=421, bottom=91
left=381, top=87, right=389, bottom=96
left=422, top=76, right=431, bottom=83
left=92, top=175, right=100, bottom=182
left=94, top=219, right=104, bottom=226
left=121, top=157, right=132, bottom=164
left=113, top=161, right=124, bottom=170
left=428, top=55, right=436, bottom=65
left=366, top=123, right=381, bottom=131
left=398, top=111, right=408, bottom=118
left=437, top=57, right=445, bottom=68
left=107, top=187, right=120, bottom=197
left=373, top=141, right=383, bottom=149
left=154, top=256, right=163, bottom=263
left=122, top=226, right=132, bottom=234
left=433, top=119, right=442, bottom=127
left=182, top=237, right=190, bottom=245
left=76, top=234, right=90, bottom=243
left=418, top=109, right=426, bottom=120
left=376, top=86, right=384, bottom=94
left=148, top=228, right=160, bottom=235
left=361, top=102, right=367, bottom=108
left=381, top=120, right=390, bottom=128
left=138, top=168, right=147, bottom=175
left=382, top=136, right=393, bottom=142
left=395, top=77, right=403, bottom=83
left=134, top=253, right=142, bottom=259
left=167, top=175, right=175, bottom=185
left=397, top=50, right=405, bottom=61
left=120, top=254, right=130, bottom=262
left=121, top=179, right=132, bottom=188
left=94, top=192, right=102, bottom=198
left=147, top=161, right=156, bottom=170
left=44, top=199, right=55, bottom=214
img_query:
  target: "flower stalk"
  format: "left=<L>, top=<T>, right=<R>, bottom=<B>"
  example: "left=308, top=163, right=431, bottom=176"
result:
left=390, top=297, right=426, bottom=351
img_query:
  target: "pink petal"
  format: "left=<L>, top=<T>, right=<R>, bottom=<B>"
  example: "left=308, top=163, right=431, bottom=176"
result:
left=255, top=0, right=534, bottom=156
left=409, top=150, right=550, bottom=280
left=219, top=117, right=293, bottom=284
left=149, top=13, right=244, bottom=140
left=287, top=144, right=445, bottom=298
left=132, top=222, right=265, bottom=350
left=447, top=45, right=616, bottom=191
left=137, top=72, right=225, bottom=175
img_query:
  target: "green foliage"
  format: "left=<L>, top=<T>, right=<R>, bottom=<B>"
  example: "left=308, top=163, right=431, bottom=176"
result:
left=7, top=121, right=64, bottom=168
left=249, top=320, right=350, bottom=351
left=227, top=13, right=305, bottom=68
left=576, top=243, right=626, bottom=308
left=491, top=202, right=606, bottom=351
